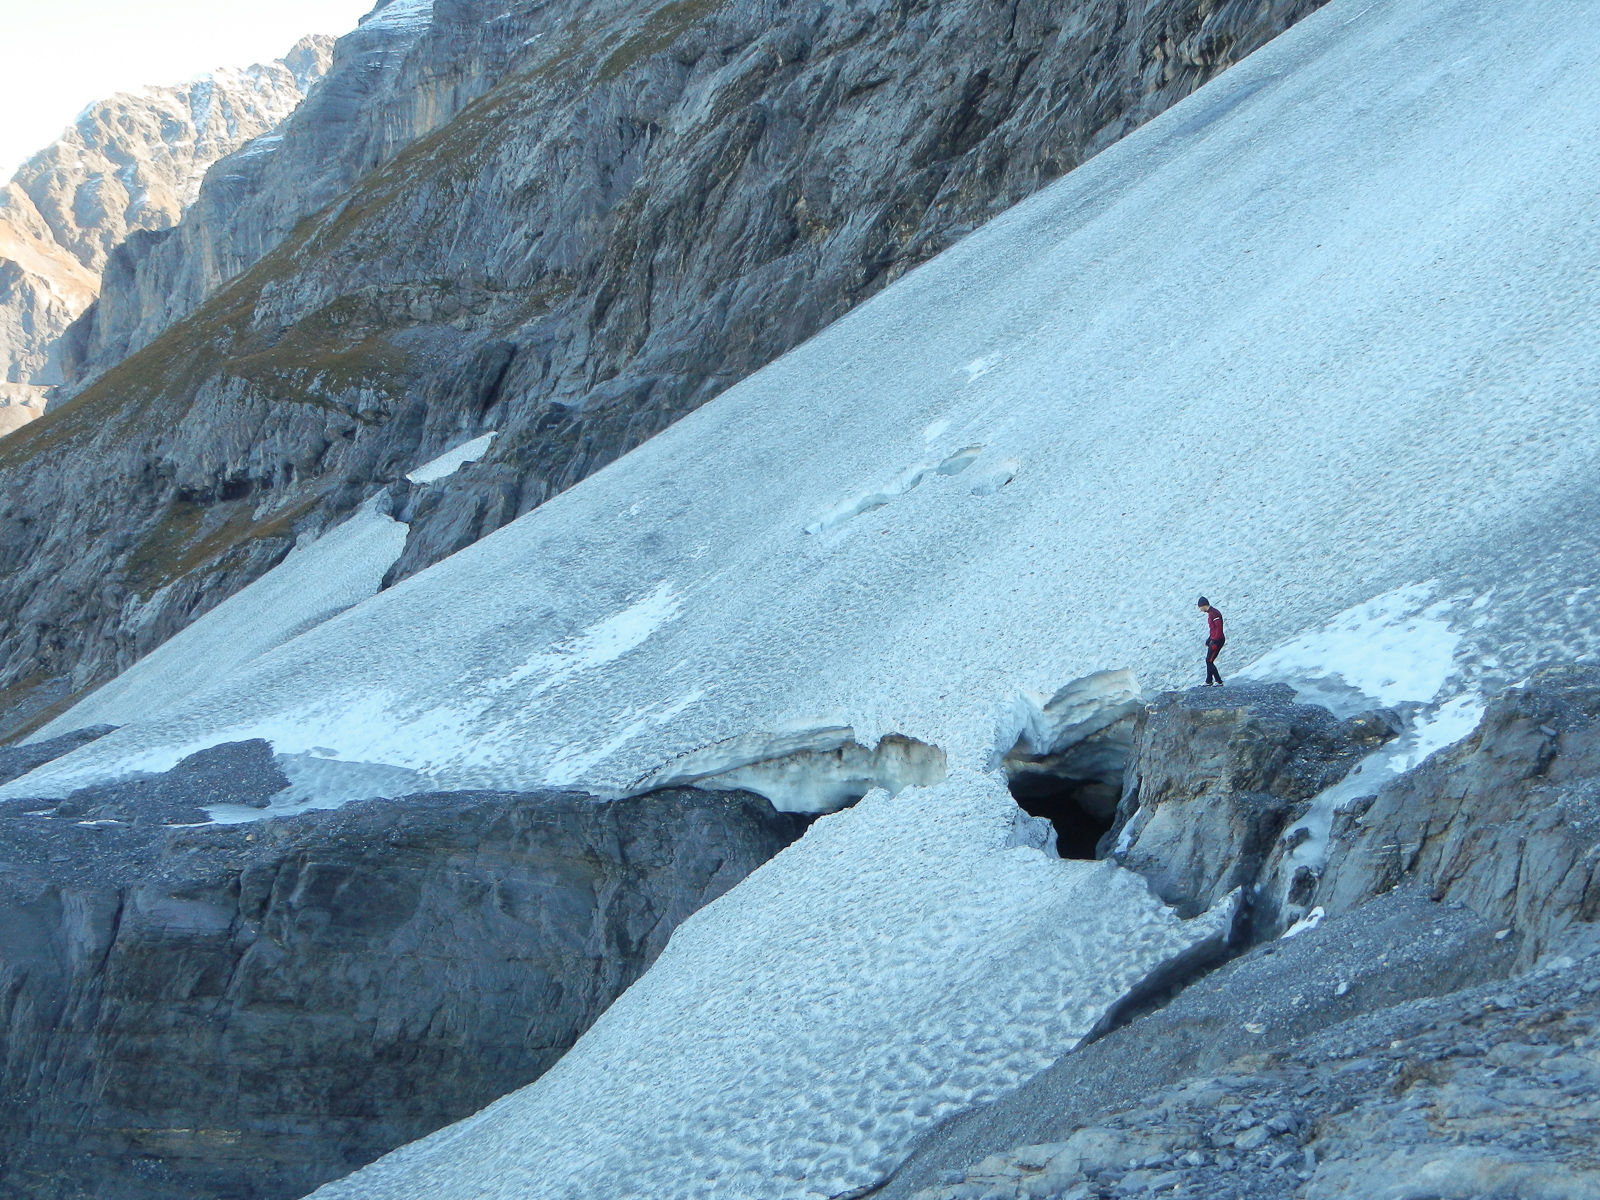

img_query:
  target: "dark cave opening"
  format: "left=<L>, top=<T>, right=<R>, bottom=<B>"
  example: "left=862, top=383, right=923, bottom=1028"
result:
left=1008, top=772, right=1119, bottom=860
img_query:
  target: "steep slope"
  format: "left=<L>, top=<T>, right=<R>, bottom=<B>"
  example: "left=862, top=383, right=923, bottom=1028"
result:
left=0, top=185, right=98, bottom=391
left=15, top=0, right=1595, bottom=805
left=59, top=1, right=458, bottom=386
left=0, top=37, right=333, bottom=397
left=3, top=0, right=1594, bottom=1195
left=13, top=38, right=332, bottom=277
left=0, top=0, right=1328, bottom=734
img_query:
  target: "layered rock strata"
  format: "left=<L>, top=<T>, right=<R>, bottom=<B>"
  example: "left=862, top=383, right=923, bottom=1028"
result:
left=0, top=0, right=1330, bottom=730
left=0, top=37, right=332, bottom=394
left=0, top=774, right=805, bottom=1200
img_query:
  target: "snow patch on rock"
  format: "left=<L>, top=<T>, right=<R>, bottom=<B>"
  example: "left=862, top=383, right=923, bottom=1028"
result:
left=407, top=432, right=497, bottom=483
left=1240, top=583, right=1489, bottom=928
left=1235, top=582, right=1461, bottom=713
left=361, top=0, right=436, bottom=35
left=34, top=499, right=408, bottom=742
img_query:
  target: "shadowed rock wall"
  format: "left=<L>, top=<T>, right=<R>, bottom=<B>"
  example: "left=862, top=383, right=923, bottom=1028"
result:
left=0, top=784, right=805, bottom=1199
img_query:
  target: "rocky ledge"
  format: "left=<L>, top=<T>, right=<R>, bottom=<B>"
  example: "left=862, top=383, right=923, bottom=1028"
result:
left=880, top=665, right=1600, bottom=1199
left=0, top=755, right=805, bottom=1200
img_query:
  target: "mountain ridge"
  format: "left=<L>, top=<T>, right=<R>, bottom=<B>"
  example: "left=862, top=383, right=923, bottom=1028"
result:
left=0, top=36, right=334, bottom=409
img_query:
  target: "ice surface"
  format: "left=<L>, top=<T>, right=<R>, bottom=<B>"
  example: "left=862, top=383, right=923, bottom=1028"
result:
left=32, top=500, right=407, bottom=740
left=406, top=432, right=497, bottom=483
left=306, top=772, right=1234, bottom=1200
left=652, top=729, right=948, bottom=812
left=999, top=669, right=1144, bottom=763
left=15, top=0, right=1598, bottom=811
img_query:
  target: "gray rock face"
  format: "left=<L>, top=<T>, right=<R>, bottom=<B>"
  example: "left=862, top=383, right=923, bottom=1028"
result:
left=0, top=186, right=97, bottom=389
left=14, top=38, right=334, bottom=278
left=906, top=952, right=1600, bottom=1200
left=0, top=722, right=114, bottom=788
left=880, top=671, right=1600, bottom=1200
left=0, top=0, right=1329, bottom=729
left=875, top=888, right=1518, bottom=1199
left=0, top=781, right=805, bottom=1199
left=1107, top=684, right=1399, bottom=918
left=59, top=8, right=447, bottom=388
left=0, top=38, right=333, bottom=392
left=1313, top=665, right=1600, bottom=972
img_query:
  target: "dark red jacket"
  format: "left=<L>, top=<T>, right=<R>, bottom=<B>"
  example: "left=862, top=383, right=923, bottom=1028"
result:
left=1207, top=608, right=1225, bottom=645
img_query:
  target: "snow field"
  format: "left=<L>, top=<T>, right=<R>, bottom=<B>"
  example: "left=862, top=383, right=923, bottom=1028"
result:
left=9, top=0, right=1600, bottom=811
left=307, top=771, right=1234, bottom=1200
left=37, top=498, right=408, bottom=739
left=0, top=0, right=1593, bottom=1194
left=35, top=433, right=503, bottom=746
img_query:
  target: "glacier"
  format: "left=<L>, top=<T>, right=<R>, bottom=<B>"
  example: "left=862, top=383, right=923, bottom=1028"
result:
left=4, top=0, right=1600, bottom=1192
left=7, top=0, right=1598, bottom=808
left=307, top=771, right=1235, bottom=1200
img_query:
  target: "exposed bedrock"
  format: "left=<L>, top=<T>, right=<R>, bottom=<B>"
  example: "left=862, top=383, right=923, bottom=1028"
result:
left=896, top=939, right=1600, bottom=1200
left=874, top=888, right=1518, bottom=1200
left=1106, top=683, right=1400, bottom=921
left=0, top=723, right=115, bottom=788
left=0, top=781, right=805, bottom=1200
left=1312, top=664, right=1600, bottom=972
left=0, top=0, right=1330, bottom=733
left=879, top=668, right=1600, bottom=1199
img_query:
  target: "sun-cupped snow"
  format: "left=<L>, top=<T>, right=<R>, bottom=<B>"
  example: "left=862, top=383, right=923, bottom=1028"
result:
left=305, top=772, right=1235, bottom=1200
left=407, top=432, right=497, bottom=483
left=9, top=0, right=1599, bottom=811
left=33, top=499, right=407, bottom=739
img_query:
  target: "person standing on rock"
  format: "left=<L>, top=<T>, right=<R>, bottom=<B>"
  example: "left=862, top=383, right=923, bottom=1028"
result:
left=1198, top=597, right=1225, bottom=685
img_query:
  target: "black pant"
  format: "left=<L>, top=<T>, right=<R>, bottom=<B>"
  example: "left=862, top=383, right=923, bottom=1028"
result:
left=1205, top=640, right=1224, bottom=685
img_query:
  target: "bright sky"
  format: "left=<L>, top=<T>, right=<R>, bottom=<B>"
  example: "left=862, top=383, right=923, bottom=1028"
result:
left=0, top=0, right=378, bottom=177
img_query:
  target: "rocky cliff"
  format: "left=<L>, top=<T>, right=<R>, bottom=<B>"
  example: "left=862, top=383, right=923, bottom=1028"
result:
left=0, top=0, right=1328, bottom=736
left=0, top=735, right=804, bottom=1199
left=0, top=36, right=332, bottom=401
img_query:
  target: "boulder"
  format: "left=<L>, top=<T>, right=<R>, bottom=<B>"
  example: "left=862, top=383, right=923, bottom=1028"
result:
left=1107, top=684, right=1398, bottom=917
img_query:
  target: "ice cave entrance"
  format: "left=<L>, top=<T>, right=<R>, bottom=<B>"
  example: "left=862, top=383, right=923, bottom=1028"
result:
left=1007, top=771, right=1119, bottom=859
left=1000, top=668, right=1143, bottom=860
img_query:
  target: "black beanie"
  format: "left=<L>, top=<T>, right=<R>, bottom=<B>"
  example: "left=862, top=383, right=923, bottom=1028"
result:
left=1197, top=596, right=1209, bottom=607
